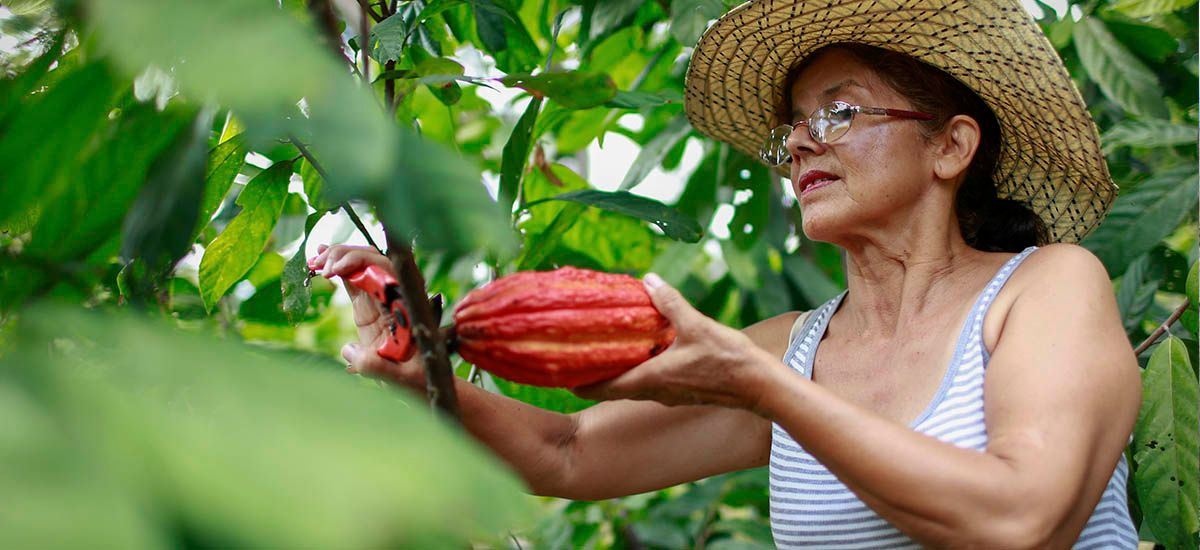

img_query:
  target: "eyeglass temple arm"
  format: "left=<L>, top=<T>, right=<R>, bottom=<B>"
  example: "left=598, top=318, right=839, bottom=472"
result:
left=855, top=106, right=935, bottom=120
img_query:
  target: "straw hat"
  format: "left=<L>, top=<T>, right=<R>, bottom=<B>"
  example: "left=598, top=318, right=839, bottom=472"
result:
left=684, top=0, right=1116, bottom=243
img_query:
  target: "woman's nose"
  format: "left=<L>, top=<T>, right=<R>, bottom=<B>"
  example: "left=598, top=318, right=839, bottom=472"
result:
left=786, top=124, right=826, bottom=161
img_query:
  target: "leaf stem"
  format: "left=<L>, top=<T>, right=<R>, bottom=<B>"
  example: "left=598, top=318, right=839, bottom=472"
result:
left=384, top=230, right=462, bottom=424
left=288, top=135, right=383, bottom=253
left=1133, top=299, right=1190, bottom=356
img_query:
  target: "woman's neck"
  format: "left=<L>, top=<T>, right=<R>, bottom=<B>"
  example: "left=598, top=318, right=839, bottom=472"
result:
left=834, top=219, right=984, bottom=338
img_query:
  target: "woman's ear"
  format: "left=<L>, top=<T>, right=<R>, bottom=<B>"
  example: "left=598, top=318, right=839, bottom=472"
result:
left=932, top=114, right=981, bottom=182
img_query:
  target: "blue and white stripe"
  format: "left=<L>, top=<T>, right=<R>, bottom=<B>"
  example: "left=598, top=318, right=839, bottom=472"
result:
left=769, top=247, right=1137, bottom=548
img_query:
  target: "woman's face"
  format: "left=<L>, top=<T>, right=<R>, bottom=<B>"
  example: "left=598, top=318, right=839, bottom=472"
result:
left=785, top=49, right=938, bottom=243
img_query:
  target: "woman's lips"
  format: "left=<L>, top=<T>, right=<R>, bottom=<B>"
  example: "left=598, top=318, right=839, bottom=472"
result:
left=797, top=170, right=839, bottom=196
left=801, top=178, right=838, bottom=195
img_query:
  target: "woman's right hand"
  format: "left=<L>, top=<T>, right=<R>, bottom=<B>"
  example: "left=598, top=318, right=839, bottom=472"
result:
left=308, top=244, right=425, bottom=390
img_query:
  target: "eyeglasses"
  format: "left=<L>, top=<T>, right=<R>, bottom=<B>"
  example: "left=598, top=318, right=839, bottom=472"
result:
left=759, top=100, right=935, bottom=166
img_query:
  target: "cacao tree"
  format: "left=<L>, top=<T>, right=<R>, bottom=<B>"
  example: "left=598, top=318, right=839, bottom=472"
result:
left=0, top=0, right=1196, bottom=547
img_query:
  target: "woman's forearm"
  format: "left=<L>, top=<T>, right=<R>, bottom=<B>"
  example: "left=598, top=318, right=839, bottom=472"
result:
left=406, top=375, right=579, bottom=497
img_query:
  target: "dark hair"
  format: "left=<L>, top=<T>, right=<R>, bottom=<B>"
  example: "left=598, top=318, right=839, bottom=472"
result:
left=782, top=44, right=1047, bottom=252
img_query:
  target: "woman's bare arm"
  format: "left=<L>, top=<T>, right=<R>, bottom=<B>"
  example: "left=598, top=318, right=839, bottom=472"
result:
left=568, top=245, right=1139, bottom=547
left=317, top=244, right=796, bottom=500
left=755, top=244, right=1141, bottom=547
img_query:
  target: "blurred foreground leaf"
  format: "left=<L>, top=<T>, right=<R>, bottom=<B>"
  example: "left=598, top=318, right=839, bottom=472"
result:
left=120, top=108, right=211, bottom=283
left=0, top=305, right=533, bottom=548
left=86, top=0, right=393, bottom=187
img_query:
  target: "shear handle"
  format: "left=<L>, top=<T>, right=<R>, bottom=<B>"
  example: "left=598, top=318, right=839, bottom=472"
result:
left=344, top=264, right=416, bottom=362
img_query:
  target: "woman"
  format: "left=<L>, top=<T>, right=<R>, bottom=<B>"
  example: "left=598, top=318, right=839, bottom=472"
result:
left=311, top=0, right=1141, bottom=547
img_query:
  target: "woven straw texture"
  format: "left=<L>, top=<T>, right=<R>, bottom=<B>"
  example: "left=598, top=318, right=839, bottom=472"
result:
left=684, top=0, right=1116, bottom=242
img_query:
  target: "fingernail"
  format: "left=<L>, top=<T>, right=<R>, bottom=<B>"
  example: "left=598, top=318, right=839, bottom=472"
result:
left=643, top=272, right=665, bottom=289
left=341, top=343, right=358, bottom=363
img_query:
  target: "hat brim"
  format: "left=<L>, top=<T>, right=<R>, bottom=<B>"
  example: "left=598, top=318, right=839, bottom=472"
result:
left=684, top=0, right=1116, bottom=243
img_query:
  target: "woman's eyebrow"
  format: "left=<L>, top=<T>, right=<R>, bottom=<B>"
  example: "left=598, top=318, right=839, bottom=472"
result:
left=790, top=79, right=865, bottom=118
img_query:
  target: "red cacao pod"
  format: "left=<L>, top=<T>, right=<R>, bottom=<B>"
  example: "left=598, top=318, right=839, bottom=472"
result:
left=453, top=266, right=675, bottom=388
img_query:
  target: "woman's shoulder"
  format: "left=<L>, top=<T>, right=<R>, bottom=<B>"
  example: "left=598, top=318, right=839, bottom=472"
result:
left=981, top=243, right=1116, bottom=354
left=1006, top=243, right=1113, bottom=298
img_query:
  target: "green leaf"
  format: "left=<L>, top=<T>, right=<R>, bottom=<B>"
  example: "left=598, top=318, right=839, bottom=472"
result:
left=500, top=97, right=543, bottom=213
left=0, top=30, right=63, bottom=126
left=120, top=108, right=212, bottom=282
left=282, top=213, right=324, bottom=324
left=553, top=107, right=612, bottom=153
left=782, top=252, right=842, bottom=307
left=1185, top=261, right=1199, bottom=336
left=720, top=239, right=760, bottom=290
left=198, top=161, right=293, bottom=310
left=669, top=0, right=724, bottom=46
left=417, top=57, right=465, bottom=106
left=1104, top=17, right=1179, bottom=64
left=706, top=539, right=774, bottom=550
left=27, top=104, right=195, bottom=264
left=519, top=163, right=655, bottom=272
left=1073, top=16, right=1169, bottom=118
left=328, top=129, right=517, bottom=257
left=3, top=0, right=52, bottom=16
left=674, top=144, right=720, bottom=226
left=87, top=0, right=394, bottom=190
left=501, top=72, right=618, bottom=109
left=584, top=0, right=642, bottom=54
left=619, top=114, right=692, bottom=191
left=0, top=62, right=119, bottom=230
left=298, top=157, right=337, bottom=212
left=1188, top=261, right=1198, bottom=308
left=246, top=252, right=286, bottom=288
left=726, top=151, right=770, bottom=250
left=631, top=520, right=690, bottom=548
left=1102, top=119, right=1198, bottom=152
left=529, top=189, right=703, bottom=243
left=517, top=202, right=587, bottom=271
left=1133, top=336, right=1200, bottom=550
left=473, top=0, right=510, bottom=53
left=370, top=11, right=410, bottom=63
left=1, top=305, right=533, bottom=548
left=1083, top=165, right=1199, bottom=277
left=473, top=0, right=540, bottom=73
left=1109, top=0, right=1198, bottom=18
left=489, top=377, right=597, bottom=414
left=606, top=89, right=683, bottom=109
left=195, top=136, right=248, bottom=237
left=1117, top=253, right=1161, bottom=335
left=709, top=519, right=774, bottom=545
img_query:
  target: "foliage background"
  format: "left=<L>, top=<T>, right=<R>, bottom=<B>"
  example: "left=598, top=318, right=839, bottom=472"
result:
left=0, top=0, right=1197, bottom=547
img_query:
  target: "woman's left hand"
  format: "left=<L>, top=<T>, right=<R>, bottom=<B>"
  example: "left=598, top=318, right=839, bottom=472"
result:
left=571, top=274, right=780, bottom=412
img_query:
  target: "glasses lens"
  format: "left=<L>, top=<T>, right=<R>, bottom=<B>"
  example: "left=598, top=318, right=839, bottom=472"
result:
left=811, top=103, right=853, bottom=143
left=760, top=125, right=793, bottom=166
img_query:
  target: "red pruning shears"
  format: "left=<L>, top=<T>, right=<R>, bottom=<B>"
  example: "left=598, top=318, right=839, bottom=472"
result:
left=340, top=265, right=417, bottom=363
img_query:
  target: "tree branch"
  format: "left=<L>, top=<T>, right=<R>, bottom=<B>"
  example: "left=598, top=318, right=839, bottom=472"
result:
left=384, top=231, right=462, bottom=423
left=306, top=0, right=346, bottom=61
left=1134, top=299, right=1191, bottom=356
left=356, top=0, right=384, bottom=22
left=358, top=0, right=372, bottom=84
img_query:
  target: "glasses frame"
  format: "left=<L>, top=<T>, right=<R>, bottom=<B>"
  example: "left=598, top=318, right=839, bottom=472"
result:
left=760, top=100, right=935, bottom=166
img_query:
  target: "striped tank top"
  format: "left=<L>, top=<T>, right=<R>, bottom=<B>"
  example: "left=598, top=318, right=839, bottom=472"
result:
left=769, top=247, right=1138, bottom=549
